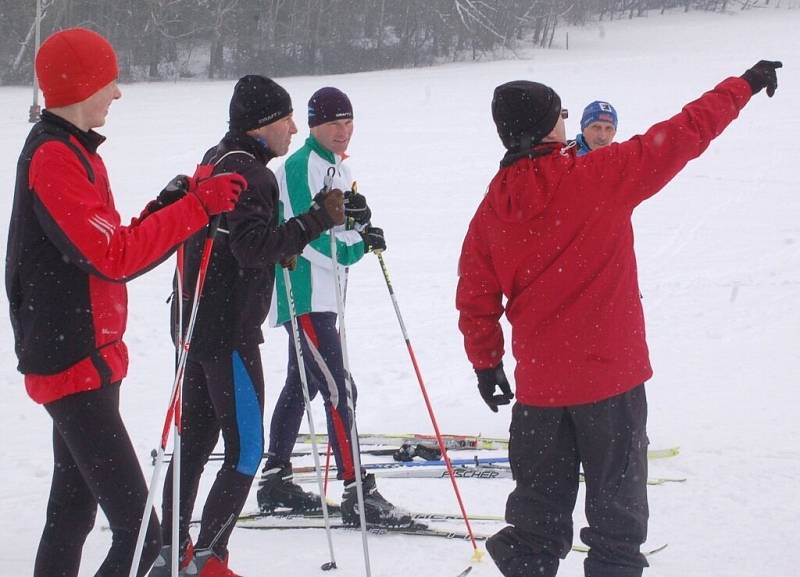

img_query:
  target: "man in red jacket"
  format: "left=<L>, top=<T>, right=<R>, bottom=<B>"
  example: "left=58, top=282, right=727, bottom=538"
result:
left=456, top=60, right=781, bottom=577
left=6, top=28, right=246, bottom=577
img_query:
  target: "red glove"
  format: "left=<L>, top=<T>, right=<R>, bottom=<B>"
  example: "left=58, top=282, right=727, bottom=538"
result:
left=188, top=164, right=247, bottom=215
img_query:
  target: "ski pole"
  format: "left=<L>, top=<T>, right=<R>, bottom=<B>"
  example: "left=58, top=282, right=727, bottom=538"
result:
left=282, top=265, right=338, bottom=571
left=326, top=166, right=373, bottom=577
left=129, top=216, right=221, bottom=577
left=375, top=251, right=484, bottom=562
left=171, top=244, right=185, bottom=577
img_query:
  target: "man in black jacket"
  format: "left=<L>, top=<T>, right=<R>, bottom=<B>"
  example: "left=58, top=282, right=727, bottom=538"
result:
left=151, top=75, right=345, bottom=577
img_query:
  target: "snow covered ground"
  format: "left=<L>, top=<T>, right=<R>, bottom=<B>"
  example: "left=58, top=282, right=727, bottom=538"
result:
left=1, top=8, right=798, bottom=577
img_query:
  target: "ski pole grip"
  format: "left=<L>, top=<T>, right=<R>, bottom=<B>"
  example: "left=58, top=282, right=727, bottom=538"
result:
left=207, top=214, right=222, bottom=239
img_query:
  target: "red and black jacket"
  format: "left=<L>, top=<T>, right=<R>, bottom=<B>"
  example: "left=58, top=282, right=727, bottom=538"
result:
left=6, top=111, right=209, bottom=404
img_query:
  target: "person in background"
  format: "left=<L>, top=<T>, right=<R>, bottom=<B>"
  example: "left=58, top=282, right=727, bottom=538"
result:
left=573, top=100, right=618, bottom=155
left=257, top=86, right=411, bottom=528
left=6, top=27, right=245, bottom=577
left=151, top=75, right=345, bottom=577
left=457, top=60, right=781, bottom=577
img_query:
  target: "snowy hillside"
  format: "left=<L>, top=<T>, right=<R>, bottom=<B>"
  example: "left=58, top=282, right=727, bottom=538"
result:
left=0, top=8, right=798, bottom=577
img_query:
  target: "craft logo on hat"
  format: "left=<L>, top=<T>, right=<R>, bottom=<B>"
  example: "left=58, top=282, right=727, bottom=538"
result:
left=308, top=87, right=353, bottom=128
left=256, top=110, right=284, bottom=126
left=229, top=75, right=293, bottom=132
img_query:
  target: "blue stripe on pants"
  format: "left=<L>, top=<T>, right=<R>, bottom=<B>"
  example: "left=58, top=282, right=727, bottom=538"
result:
left=232, top=350, right=263, bottom=475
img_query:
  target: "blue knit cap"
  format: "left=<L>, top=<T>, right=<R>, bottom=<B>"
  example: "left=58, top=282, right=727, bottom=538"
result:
left=580, top=101, right=618, bottom=131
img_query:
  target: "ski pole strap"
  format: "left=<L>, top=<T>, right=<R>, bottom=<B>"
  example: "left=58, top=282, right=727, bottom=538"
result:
left=323, top=166, right=335, bottom=192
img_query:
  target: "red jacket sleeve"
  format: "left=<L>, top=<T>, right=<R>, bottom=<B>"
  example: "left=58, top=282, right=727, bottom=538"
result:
left=456, top=212, right=505, bottom=370
left=29, top=141, right=209, bottom=281
left=582, top=76, right=752, bottom=207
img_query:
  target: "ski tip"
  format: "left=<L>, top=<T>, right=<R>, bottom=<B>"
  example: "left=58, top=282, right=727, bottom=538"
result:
left=645, top=543, right=669, bottom=556
left=456, top=567, right=473, bottom=577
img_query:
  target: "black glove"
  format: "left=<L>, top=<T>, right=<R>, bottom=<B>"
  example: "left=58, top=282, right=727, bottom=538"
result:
left=476, top=363, right=514, bottom=412
left=741, top=60, right=782, bottom=97
left=344, top=189, right=372, bottom=226
left=148, top=175, right=189, bottom=212
left=360, top=225, right=386, bottom=253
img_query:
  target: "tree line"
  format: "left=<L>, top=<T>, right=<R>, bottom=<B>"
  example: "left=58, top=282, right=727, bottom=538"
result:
left=0, top=0, right=773, bottom=85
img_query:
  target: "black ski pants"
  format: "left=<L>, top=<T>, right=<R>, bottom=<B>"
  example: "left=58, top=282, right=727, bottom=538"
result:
left=36, top=383, right=161, bottom=577
left=493, top=384, right=649, bottom=577
left=160, top=344, right=264, bottom=556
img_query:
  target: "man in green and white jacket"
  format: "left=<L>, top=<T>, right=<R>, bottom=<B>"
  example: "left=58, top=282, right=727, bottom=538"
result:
left=258, top=87, right=410, bottom=527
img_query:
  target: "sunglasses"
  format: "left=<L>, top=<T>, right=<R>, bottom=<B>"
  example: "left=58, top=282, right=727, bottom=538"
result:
left=560, top=108, right=569, bottom=119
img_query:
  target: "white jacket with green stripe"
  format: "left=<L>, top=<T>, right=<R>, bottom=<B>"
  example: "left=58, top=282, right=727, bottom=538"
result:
left=269, top=136, right=366, bottom=326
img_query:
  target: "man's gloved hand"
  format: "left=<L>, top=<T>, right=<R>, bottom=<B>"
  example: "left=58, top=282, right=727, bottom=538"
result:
left=344, top=190, right=372, bottom=226
left=741, top=60, right=782, bottom=97
left=281, top=255, right=297, bottom=271
left=155, top=175, right=189, bottom=209
left=476, top=363, right=514, bottom=412
left=360, top=225, right=386, bottom=253
left=188, top=165, right=247, bottom=216
left=143, top=175, right=189, bottom=215
left=311, top=188, right=345, bottom=228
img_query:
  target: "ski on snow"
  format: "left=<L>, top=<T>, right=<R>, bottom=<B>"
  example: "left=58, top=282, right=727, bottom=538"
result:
left=297, top=433, right=679, bottom=461
left=236, top=517, right=668, bottom=557
left=156, top=437, right=679, bottom=464
left=295, top=432, right=680, bottom=460
left=153, top=444, right=420, bottom=465
left=237, top=507, right=504, bottom=523
left=286, top=458, right=686, bottom=485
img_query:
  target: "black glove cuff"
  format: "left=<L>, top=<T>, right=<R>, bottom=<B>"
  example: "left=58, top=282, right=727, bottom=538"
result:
left=475, top=362, right=503, bottom=379
left=740, top=70, right=761, bottom=95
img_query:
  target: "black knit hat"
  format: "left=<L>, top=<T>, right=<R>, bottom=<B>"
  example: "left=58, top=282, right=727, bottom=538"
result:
left=308, top=87, right=353, bottom=128
left=491, top=80, right=562, bottom=151
left=229, top=75, right=293, bottom=132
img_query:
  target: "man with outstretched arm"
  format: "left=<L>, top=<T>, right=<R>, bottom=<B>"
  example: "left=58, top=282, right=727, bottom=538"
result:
left=6, top=28, right=245, bottom=577
left=150, top=75, right=345, bottom=577
left=456, top=61, right=781, bottom=577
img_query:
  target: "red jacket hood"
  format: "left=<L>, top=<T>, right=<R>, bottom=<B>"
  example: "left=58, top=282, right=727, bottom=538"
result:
left=486, top=143, right=566, bottom=223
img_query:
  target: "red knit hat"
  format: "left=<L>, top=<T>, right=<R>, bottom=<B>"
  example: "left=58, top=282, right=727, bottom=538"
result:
left=35, top=28, right=119, bottom=108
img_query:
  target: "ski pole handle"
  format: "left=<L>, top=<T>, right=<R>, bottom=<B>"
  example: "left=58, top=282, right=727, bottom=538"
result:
left=207, top=214, right=222, bottom=239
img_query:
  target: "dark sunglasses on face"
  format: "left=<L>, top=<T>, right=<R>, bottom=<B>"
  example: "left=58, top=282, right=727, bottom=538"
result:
left=560, top=108, right=569, bottom=119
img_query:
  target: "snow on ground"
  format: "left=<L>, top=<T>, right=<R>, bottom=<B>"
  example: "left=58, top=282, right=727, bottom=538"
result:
left=0, top=8, right=798, bottom=577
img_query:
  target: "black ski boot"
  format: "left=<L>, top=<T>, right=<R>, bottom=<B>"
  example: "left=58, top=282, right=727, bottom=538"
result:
left=257, top=463, right=324, bottom=513
left=340, top=473, right=413, bottom=527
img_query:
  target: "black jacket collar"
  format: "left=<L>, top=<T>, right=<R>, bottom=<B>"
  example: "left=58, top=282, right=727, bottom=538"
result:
left=221, top=130, right=275, bottom=165
left=41, top=110, right=106, bottom=154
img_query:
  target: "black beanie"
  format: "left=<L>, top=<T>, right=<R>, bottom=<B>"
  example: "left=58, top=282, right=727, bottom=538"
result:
left=491, top=80, right=561, bottom=151
left=229, top=75, right=293, bottom=132
left=308, top=87, right=353, bottom=127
